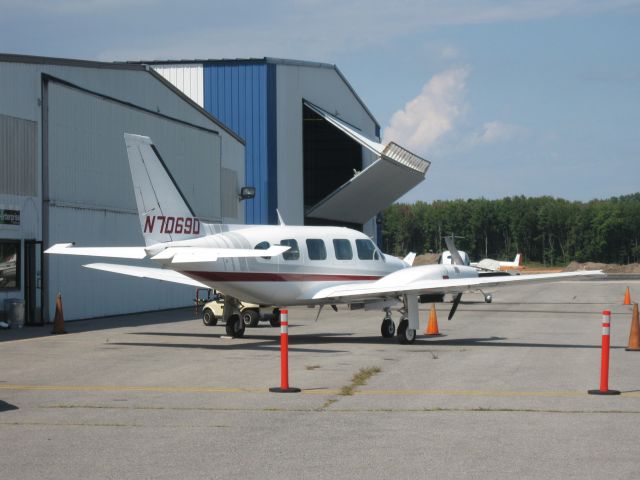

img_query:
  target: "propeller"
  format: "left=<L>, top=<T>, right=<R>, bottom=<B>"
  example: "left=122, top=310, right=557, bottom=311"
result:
left=443, top=236, right=465, bottom=266
left=448, top=292, right=463, bottom=320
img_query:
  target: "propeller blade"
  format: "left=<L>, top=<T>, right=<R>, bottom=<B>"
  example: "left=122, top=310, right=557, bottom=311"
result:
left=448, top=292, right=463, bottom=320
left=444, top=237, right=465, bottom=266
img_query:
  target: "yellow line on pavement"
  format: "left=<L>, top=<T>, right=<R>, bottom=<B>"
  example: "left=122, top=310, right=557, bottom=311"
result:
left=1, top=384, right=638, bottom=398
left=0, top=384, right=266, bottom=394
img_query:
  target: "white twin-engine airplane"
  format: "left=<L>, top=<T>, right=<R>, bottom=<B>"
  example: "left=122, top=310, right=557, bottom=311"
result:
left=46, top=134, right=604, bottom=344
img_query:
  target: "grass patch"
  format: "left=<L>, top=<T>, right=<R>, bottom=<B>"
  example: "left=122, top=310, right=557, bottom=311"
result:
left=340, top=367, right=381, bottom=396
left=320, top=398, right=338, bottom=410
left=305, top=365, right=321, bottom=370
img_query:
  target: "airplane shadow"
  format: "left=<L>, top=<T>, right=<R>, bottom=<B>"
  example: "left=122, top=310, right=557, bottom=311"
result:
left=414, top=336, right=618, bottom=349
left=0, top=400, right=19, bottom=412
left=118, top=331, right=610, bottom=351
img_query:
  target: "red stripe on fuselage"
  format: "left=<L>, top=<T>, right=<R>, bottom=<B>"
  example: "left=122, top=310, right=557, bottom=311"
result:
left=184, top=271, right=383, bottom=282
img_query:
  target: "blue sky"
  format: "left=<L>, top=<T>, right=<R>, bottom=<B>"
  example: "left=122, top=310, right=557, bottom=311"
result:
left=2, top=0, right=639, bottom=203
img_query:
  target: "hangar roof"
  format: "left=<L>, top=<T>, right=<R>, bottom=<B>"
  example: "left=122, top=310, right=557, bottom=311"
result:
left=0, top=53, right=244, bottom=144
left=130, top=57, right=380, bottom=132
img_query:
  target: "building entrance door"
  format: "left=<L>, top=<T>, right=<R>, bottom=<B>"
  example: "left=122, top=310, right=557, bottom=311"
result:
left=24, top=239, right=43, bottom=325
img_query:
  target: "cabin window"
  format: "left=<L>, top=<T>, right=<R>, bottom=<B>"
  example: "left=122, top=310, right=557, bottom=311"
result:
left=280, top=239, right=300, bottom=261
left=254, top=241, right=271, bottom=259
left=355, top=239, right=379, bottom=260
left=306, top=239, right=327, bottom=260
left=333, top=239, right=353, bottom=260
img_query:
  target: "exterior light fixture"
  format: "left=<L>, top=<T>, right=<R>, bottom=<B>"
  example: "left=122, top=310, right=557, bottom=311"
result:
left=239, top=186, right=256, bottom=201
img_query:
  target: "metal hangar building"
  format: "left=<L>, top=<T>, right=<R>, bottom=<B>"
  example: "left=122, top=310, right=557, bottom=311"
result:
left=0, top=54, right=245, bottom=323
left=0, top=54, right=428, bottom=324
left=146, top=58, right=429, bottom=237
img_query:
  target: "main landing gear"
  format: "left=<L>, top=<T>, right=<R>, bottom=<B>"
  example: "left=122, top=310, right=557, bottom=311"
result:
left=379, top=307, right=416, bottom=344
left=380, top=309, right=395, bottom=338
left=225, top=313, right=245, bottom=338
left=397, top=318, right=416, bottom=344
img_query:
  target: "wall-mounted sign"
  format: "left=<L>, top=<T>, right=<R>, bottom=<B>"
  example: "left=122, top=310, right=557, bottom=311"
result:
left=0, top=209, right=20, bottom=226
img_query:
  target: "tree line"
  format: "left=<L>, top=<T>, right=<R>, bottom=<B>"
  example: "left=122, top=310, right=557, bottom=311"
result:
left=380, top=193, right=640, bottom=265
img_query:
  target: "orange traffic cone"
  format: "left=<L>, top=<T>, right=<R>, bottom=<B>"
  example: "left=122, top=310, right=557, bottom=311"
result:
left=626, top=303, right=640, bottom=351
left=51, top=293, right=67, bottom=335
left=624, top=287, right=631, bottom=305
left=424, top=304, right=441, bottom=336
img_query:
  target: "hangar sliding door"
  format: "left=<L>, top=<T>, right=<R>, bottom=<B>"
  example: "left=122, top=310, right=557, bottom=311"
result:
left=43, top=77, right=221, bottom=321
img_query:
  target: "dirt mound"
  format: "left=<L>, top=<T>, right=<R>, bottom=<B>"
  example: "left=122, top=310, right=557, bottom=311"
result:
left=564, top=261, right=640, bottom=274
left=413, top=253, right=440, bottom=266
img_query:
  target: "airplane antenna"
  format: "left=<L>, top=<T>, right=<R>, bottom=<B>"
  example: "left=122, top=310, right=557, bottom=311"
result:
left=276, top=209, right=286, bottom=226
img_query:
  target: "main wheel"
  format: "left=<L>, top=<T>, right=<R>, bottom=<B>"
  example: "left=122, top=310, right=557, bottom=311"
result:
left=242, top=309, right=260, bottom=328
left=381, top=319, right=395, bottom=338
left=269, top=309, right=281, bottom=327
left=484, top=294, right=493, bottom=304
left=397, top=319, right=416, bottom=344
left=202, top=308, right=217, bottom=326
left=225, top=314, right=245, bottom=338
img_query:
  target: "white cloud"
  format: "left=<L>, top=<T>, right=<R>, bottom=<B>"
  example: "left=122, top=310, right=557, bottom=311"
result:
left=382, top=67, right=470, bottom=153
left=441, top=46, right=460, bottom=59
left=468, top=121, right=525, bottom=145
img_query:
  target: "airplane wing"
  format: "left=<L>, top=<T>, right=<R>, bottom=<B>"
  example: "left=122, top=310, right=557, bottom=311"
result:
left=150, top=245, right=290, bottom=263
left=45, top=243, right=148, bottom=259
left=312, top=270, right=604, bottom=302
left=45, top=243, right=290, bottom=262
left=84, top=263, right=209, bottom=288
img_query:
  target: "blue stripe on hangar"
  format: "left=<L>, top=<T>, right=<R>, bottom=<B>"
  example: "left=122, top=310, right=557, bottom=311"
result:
left=203, top=61, right=277, bottom=225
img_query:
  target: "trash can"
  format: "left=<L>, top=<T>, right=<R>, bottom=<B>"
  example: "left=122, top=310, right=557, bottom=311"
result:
left=4, top=299, right=25, bottom=328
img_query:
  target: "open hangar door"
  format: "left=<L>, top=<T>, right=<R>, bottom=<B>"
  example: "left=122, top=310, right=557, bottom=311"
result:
left=302, top=103, right=363, bottom=228
left=43, top=76, right=222, bottom=321
left=303, top=101, right=430, bottom=228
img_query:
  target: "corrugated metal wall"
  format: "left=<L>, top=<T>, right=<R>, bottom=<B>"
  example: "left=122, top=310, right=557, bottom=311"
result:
left=45, top=79, right=222, bottom=320
left=152, top=65, right=204, bottom=107
left=0, top=114, right=37, bottom=196
left=203, top=63, right=276, bottom=225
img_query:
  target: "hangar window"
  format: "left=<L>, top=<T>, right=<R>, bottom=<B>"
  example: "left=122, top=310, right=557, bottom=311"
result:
left=356, top=239, right=379, bottom=261
left=254, top=241, right=271, bottom=260
left=306, top=239, right=327, bottom=260
left=0, top=240, right=20, bottom=290
left=333, top=239, right=353, bottom=260
left=280, top=239, right=300, bottom=261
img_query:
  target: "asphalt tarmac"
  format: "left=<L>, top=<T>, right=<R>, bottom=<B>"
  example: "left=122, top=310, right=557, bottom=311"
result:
left=1, top=278, right=639, bottom=479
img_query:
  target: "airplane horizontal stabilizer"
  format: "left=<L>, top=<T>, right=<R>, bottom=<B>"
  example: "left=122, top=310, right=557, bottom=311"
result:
left=150, top=245, right=291, bottom=263
left=312, top=270, right=604, bottom=302
left=84, top=263, right=208, bottom=288
left=45, top=243, right=148, bottom=259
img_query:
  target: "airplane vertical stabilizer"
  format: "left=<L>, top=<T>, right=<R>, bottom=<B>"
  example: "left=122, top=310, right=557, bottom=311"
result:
left=124, top=133, right=202, bottom=246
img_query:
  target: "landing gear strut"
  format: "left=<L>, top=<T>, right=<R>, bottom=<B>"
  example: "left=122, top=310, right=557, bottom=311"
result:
left=396, top=299, right=417, bottom=344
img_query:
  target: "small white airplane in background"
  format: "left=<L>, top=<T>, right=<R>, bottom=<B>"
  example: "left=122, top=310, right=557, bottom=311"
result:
left=472, top=253, right=522, bottom=272
left=46, top=134, right=604, bottom=344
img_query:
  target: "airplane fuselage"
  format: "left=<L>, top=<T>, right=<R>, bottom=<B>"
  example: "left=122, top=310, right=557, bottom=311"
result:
left=147, top=224, right=483, bottom=306
left=149, top=224, right=405, bottom=305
